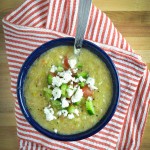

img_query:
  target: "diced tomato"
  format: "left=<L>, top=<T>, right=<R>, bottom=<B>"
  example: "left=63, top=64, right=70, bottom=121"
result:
left=82, top=86, right=93, bottom=98
left=64, top=56, right=70, bottom=69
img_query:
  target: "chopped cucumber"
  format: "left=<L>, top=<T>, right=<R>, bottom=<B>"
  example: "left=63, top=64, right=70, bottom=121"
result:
left=78, top=82, right=86, bottom=88
left=51, top=100, right=61, bottom=109
left=86, top=100, right=95, bottom=115
left=43, top=87, right=52, bottom=100
left=77, top=72, right=88, bottom=79
left=77, top=64, right=83, bottom=69
left=47, top=74, right=53, bottom=84
left=61, top=84, right=68, bottom=97
left=57, top=65, right=64, bottom=72
left=67, top=105, right=75, bottom=113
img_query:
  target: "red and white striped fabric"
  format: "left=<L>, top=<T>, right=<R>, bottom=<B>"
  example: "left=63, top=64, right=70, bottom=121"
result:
left=2, top=0, right=150, bottom=149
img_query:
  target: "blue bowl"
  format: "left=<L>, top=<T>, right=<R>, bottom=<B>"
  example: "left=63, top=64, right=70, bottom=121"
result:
left=17, top=37, right=120, bottom=141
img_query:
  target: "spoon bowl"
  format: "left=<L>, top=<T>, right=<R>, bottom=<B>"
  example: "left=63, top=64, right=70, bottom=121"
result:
left=74, top=0, right=92, bottom=56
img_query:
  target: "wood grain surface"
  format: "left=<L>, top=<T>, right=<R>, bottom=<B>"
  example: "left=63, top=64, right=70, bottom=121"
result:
left=0, top=0, right=149, bottom=149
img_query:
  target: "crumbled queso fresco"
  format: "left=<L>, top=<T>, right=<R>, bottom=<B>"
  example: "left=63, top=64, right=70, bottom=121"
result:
left=43, top=56, right=98, bottom=133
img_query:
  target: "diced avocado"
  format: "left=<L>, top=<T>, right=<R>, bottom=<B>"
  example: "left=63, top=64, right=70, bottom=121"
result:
left=77, top=64, right=83, bottom=69
left=77, top=72, right=88, bottom=79
left=51, top=100, right=61, bottom=109
left=57, top=65, right=64, bottom=72
left=43, top=87, right=52, bottom=100
left=67, top=105, right=75, bottom=113
left=61, top=84, right=68, bottom=97
left=78, top=82, right=86, bottom=88
left=86, top=100, right=95, bottom=115
left=47, top=74, right=53, bottom=84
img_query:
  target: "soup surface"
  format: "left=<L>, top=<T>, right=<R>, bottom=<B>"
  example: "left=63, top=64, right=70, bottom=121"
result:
left=24, top=46, right=113, bottom=135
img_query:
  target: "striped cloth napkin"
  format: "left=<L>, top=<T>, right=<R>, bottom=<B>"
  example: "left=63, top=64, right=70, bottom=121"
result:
left=2, top=0, right=150, bottom=149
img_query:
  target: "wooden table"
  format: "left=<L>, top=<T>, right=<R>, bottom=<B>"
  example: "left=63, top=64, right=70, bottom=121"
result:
left=0, top=0, right=149, bottom=149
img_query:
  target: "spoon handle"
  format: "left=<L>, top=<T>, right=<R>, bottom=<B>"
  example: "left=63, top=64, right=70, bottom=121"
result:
left=74, top=0, right=92, bottom=54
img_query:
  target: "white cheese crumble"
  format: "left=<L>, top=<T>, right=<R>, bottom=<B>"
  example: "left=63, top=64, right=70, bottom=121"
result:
left=50, top=65, right=57, bottom=73
left=67, top=88, right=74, bottom=98
left=71, top=87, right=83, bottom=103
left=52, top=76, right=63, bottom=87
left=86, top=77, right=95, bottom=85
left=54, top=129, right=58, bottom=133
left=52, top=87, right=62, bottom=100
left=74, top=109, right=79, bottom=116
left=68, top=58, right=77, bottom=69
left=87, top=96, right=93, bottom=101
left=58, top=70, right=72, bottom=83
left=68, top=113, right=75, bottom=119
left=48, top=85, right=51, bottom=89
left=74, top=78, right=79, bottom=83
left=86, top=77, right=98, bottom=90
left=89, top=85, right=98, bottom=90
left=72, top=68, right=78, bottom=73
left=78, top=76, right=86, bottom=82
left=44, top=106, right=56, bottom=121
left=61, top=110, right=68, bottom=117
left=61, top=97, right=69, bottom=108
left=57, top=110, right=68, bottom=117
left=57, top=110, right=62, bottom=116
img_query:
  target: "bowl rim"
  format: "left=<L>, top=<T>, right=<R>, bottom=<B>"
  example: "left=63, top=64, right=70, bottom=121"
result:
left=17, top=37, right=120, bottom=141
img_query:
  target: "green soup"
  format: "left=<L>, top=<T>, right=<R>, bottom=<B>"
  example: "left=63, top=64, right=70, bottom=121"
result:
left=24, top=46, right=113, bottom=135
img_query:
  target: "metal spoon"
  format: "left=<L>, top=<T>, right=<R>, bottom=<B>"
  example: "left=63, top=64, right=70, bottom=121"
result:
left=74, top=0, right=92, bottom=56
